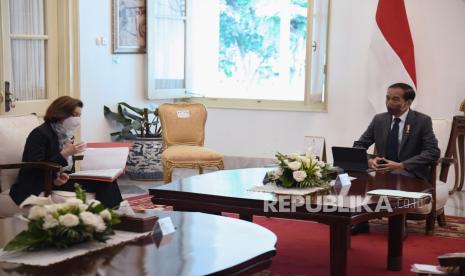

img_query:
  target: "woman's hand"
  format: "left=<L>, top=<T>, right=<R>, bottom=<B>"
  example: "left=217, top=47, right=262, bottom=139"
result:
left=60, top=142, right=86, bottom=158
left=54, top=173, right=69, bottom=186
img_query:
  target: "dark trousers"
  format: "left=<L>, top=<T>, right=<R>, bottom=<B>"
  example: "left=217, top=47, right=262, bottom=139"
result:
left=54, top=179, right=123, bottom=208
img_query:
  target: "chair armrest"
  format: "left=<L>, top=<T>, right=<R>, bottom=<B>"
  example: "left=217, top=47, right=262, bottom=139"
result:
left=0, top=161, right=61, bottom=170
left=73, top=155, right=84, bottom=161
left=438, top=157, right=456, bottom=166
left=438, top=253, right=465, bottom=265
left=438, top=253, right=465, bottom=275
left=0, top=162, right=61, bottom=196
left=439, top=157, right=456, bottom=183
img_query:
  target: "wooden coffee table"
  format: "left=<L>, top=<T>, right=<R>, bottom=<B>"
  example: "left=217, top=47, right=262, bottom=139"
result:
left=149, top=168, right=432, bottom=276
left=0, top=211, right=277, bottom=275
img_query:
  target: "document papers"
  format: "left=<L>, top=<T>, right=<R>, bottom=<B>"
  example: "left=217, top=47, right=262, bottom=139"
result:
left=367, top=189, right=431, bottom=199
left=69, top=147, right=129, bottom=182
left=410, top=264, right=446, bottom=274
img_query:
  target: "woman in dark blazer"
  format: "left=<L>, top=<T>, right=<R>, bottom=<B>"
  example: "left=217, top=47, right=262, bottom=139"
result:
left=9, top=96, right=123, bottom=208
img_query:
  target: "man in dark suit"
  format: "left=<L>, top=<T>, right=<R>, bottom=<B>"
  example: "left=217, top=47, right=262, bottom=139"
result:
left=352, top=82, right=440, bottom=234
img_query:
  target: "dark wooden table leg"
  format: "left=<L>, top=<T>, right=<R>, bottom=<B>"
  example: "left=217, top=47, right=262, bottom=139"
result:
left=387, top=214, right=405, bottom=271
left=330, top=223, right=349, bottom=276
left=239, top=214, right=253, bottom=222
left=347, top=227, right=351, bottom=249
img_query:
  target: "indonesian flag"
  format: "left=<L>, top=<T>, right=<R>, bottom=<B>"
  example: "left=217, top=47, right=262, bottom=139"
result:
left=367, top=0, right=417, bottom=113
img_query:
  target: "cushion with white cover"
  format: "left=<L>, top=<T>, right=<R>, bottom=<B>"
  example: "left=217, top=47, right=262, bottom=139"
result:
left=0, top=114, right=42, bottom=192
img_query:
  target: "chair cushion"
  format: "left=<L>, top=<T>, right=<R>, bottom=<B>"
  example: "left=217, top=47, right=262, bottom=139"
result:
left=410, top=181, right=450, bottom=214
left=432, top=119, right=452, bottom=155
left=159, top=103, right=207, bottom=147
left=0, top=190, right=22, bottom=217
left=0, top=114, right=42, bottom=191
left=162, top=145, right=223, bottom=163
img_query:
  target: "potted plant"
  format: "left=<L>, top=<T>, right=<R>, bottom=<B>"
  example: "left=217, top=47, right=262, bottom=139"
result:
left=104, top=102, right=163, bottom=180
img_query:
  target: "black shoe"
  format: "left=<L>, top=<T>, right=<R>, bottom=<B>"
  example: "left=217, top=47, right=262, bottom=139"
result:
left=351, top=221, right=370, bottom=235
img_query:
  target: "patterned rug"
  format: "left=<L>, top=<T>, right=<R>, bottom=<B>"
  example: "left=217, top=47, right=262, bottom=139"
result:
left=125, top=194, right=172, bottom=211
left=371, top=216, right=465, bottom=240
left=125, top=194, right=465, bottom=240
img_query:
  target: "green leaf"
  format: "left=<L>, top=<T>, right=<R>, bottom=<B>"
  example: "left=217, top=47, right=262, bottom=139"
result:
left=121, top=107, right=143, bottom=121
left=4, top=230, right=47, bottom=252
left=104, top=103, right=162, bottom=139
left=104, top=106, right=130, bottom=125
left=110, top=131, right=123, bottom=137
left=109, top=210, right=121, bottom=225
left=74, top=183, right=87, bottom=203
left=279, top=170, right=294, bottom=188
left=87, top=203, right=106, bottom=214
left=118, top=102, right=145, bottom=115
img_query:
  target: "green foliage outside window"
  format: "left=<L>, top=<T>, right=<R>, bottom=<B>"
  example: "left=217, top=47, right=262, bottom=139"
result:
left=219, top=0, right=308, bottom=84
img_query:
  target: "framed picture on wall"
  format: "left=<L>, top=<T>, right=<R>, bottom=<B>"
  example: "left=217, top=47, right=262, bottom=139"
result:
left=112, top=0, right=146, bottom=54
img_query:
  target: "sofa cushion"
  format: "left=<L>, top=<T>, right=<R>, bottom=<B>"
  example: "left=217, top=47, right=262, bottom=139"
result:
left=410, top=181, right=449, bottom=214
left=0, top=114, right=42, bottom=191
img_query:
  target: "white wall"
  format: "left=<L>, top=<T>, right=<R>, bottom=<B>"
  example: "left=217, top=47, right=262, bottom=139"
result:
left=79, top=0, right=465, bottom=160
left=79, top=0, right=153, bottom=141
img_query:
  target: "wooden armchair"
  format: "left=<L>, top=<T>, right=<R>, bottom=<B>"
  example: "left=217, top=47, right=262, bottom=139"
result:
left=407, top=119, right=456, bottom=235
left=0, top=114, right=62, bottom=216
left=440, top=116, right=465, bottom=194
left=158, top=102, right=224, bottom=183
left=413, top=253, right=465, bottom=275
left=0, top=114, right=52, bottom=192
left=438, top=253, right=465, bottom=276
left=0, top=115, right=119, bottom=217
left=406, top=157, right=455, bottom=235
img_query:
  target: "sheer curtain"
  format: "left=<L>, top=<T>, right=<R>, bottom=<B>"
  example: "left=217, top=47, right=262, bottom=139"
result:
left=153, top=0, right=186, bottom=90
left=9, top=0, right=46, bottom=101
left=307, top=0, right=329, bottom=103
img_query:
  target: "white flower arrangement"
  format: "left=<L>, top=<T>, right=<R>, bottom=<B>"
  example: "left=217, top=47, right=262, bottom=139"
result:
left=264, top=147, right=332, bottom=188
left=4, top=184, right=120, bottom=252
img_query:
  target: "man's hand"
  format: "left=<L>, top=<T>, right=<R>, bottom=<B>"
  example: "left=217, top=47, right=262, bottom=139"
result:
left=60, top=142, right=86, bottom=158
left=368, top=157, right=384, bottom=169
left=375, top=158, right=404, bottom=173
left=54, top=172, right=69, bottom=186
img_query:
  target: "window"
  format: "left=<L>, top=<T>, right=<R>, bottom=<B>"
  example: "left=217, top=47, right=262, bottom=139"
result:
left=147, top=0, right=329, bottom=110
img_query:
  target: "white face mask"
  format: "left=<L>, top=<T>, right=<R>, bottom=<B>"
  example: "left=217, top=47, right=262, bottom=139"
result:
left=62, top=116, right=81, bottom=133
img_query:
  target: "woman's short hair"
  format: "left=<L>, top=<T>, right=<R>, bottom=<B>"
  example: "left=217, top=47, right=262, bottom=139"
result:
left=44, top=96, right=83, bottom=123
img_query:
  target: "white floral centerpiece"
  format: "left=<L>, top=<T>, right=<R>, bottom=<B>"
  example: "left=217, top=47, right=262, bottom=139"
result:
left=264, top=147, right=332, bottom=188
left=4, top=184, right=120, bottom=252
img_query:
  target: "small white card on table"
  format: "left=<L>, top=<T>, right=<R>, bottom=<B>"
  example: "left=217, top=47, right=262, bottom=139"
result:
left=335, top=173, right=352, bottom=186
left=157, top=217, right=175, bottom=235
left=152, top=217, right=176, bottom=247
